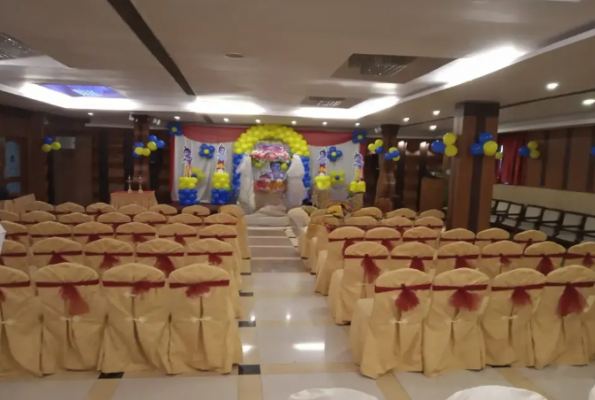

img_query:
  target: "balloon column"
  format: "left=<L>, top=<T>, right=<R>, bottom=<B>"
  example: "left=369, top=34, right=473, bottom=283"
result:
left=442, top=133, right=459, bottom=157
left=469, top=132, right=498, bottom=157
left=211, top=171, right=231, bottom=205
left=41, top=137, right=62, bottom=153
left=384, top=147, right=401, bottom=161
left=178, top=167, right=204, bottom=206
left=351, top=130, right=367, bottom=144
left=328, top=146, right=343, bottom=162
left=349, top=181, right=366, bottom=194
left=132, top=135, right=165, bottom=159
left=367, top=139, right=385, bottom=155
left=518, top=141, right=540, bottom=159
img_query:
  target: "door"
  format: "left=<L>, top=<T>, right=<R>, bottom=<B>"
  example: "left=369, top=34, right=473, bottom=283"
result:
left=2, top=137, right=27, bottom=197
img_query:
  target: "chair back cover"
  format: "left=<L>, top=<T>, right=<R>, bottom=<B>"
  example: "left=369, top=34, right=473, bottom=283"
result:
left=413, top=216, right=443, bottom=234
left=157, top=223, right=199, bottom=246
left=435, top=242, right=481, bottom=274
left=344, top=216, right=378, bottom=231
left=481, top=268, right=545, bottom=367
left=133, top=211, right=167, bottom=227
left=423, top=268, right=490, bottom=376
left=54, top=202, right=85, bottom=215
left=72, top=221, right=114, bottom=245
left=58, top=212, right=94, bottom=226
left=514, top=230, right=547, bottom=248
left=387, top=208, right=417, bottom=219
left=352, top=207, right=383, bottom=218
left=1, top=221, right=29, bottom=248
left=97, top=212, right=131, bottom=230
left=475, top=227, right=510, bottom=250
left=418, top=209, right=445, bottom=219
left=0, top=266, right=41, bottom=377
left=390, top=242, right=435, bottom=272
left=115, top=222, right=157, bottom=249
left=359, top=268, right=432, bottom=378
left=205, top=212, right=238, bottom=226
left=310, top=209, right=328, bottom=218
left=21, top=211, right=55, bottom=226
left=0, top=210, right=20, bottom=222
left=84, top=238, right=134, bottom=276
left=379, top=216, right=413, bottom=235
left=402, top=226, right=439, bottom=248
left=566, top=242, right=595, bottom=270
left=182, top=205, right=211, bottom=217
left=24, top=201, right=54, bottom=213
left=136, top=238, right=185, bottom=277
left=220, top=205, right=250, bottom=259
left=445, top=386, right=547, bottom=400
left=149, top=204, right=178, bottom=216
left=86, top=202, right=116, bottom=217
left=28, top=221, right=72, bottom=243
left=439, top=228, right=475, bottom=248
left=118, top=204, right=148, bottom=217
left=364, top=227, right=401, bottom=252
left=168, top=264, right=242, bottom=374
left=301, top=205, right=317, bottom=215
left=479, top=240, right=524, bottom=278
left=169, top=213, right=203, bottom=232
left=200, top=223, right=242, bottom=268
left=31, top=238, right=84, bottom=268
left=0, top=240, right=29, bottom=275
left=100, top=263, right=170, bottom=373
left=35, top=263, right=104, bottom=373
left=305, top=216, right=333, bottom=272
left=523, top=241, right=566, bottom=275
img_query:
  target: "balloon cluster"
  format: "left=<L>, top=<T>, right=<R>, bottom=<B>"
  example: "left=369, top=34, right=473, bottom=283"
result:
left=211, top=171, right=231, bottom=205
left=351, top=130, right=367, bottom=144
left=330, top=171, right=345, bottom=186
left=314, top=175, right=332, bottom=190
left=328, top=146, right=343, bottom=162
left=41, top=137, right=61, bottom=153
left=133, top=142, right=151, bottom=158
left=367, top=139, right=385, bottom=155
left=470, top=132, right=498, bottom=157
left=178, top=188, right=198, bottom=206
left=384, top=146, right=401, bottom=161
left=518, top=141, right=540, bottom=159
left=232, top=153, right=243, bottom=201
left=199, top=143, right=216, bottom=159
left=146, top=135, right=165, bottom=152
left=349, top=181, right=366, bottom=194
left=168, top=122, right=183, bottom=136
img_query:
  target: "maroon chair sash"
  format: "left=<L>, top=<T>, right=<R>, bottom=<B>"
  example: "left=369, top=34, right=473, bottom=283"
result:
left=200, top=234, right=237, bottom=241
left=481, top=253, right=522, bottom=267
left=365, top=238, right=398, bottom=251
left=34, top=251, right=83, bottom=264
left=492, top=283, right=545, bottom=307
left=203, top=222, right=236, bottom=226
left=376, top=283, right=431, bottom=311
left=36, top=279, right=99, bottom=316
left=159, top=233, right=197, bottom=245
left=30, top=233, right=72, bottom=239
left=186, top=251, right=234, bottom=266
left=402, top=236, right=436, bottom=243
left=546, top=281, right=595, bottom=317
left=432, top=284, right=488, bottom=312
left=85, top=251, right=133, bottom=269
left=102, top=280, right=165, bottom=294
left=436, top=254, right=479, bottom=269
left=524, top=253, right=566, bottom=275
left=328, top=237, right=363, bottom=255
left=0, top=281, right=31, bottom=302
left=136, top=252, right=184, bottom=276
left=170, top=279, right=230, bottom=297
left=73, top=233, right=112, bottom=243
left=416, top=224, right=443, bottom=229
left=119, top=233, right=154, bottom=243
left=344, top=254, right=387, bottom=283
left=390, top=255, right=433, bottom=271
left=5, top=232, right=28, bottom=240
left=439, top=238, right=476, bottom=243
left=565, top=253, right=595, bottom=268
left=0, top=252, right=28, bottom=265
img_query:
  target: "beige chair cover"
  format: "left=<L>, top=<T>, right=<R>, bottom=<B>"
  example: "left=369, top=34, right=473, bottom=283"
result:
left=402, top=226, right=439, bottom=249
left=133, top=211, right=167, bottom=227
left=115, top=222, right=157, bottom=250
left=310, top=209, right=328, bottom=218
left=72, top=221, right=114, bottom=245
left=182, top=205, right=211, bottom=217
left=481, top=268, right=545, bottom=367
left=24, top=201, right=54, bottom=213
left=418, top=209, right=445, bottom=219
left=1, top=221, right=29, bottom=248
left=186, top=239, right=242, bottom=317
left=352, top=269, right=432, bottom=378
left=29, top=221, right=72, bottom=243
left=220, top=205, right=250, bottom=259
left=84, top=238, right=135, bottom=276
left=379, top=216, right=413, bottom=235
left=514, top=229, right=547, bottom=249
left=86, top=202, right=117, bottom=218
left=101, top=263, right=171, bottom=373
left=118, top=204, right=148, bottom=217
left=435, top=242, right=480, bottom=274
left=21, top=211, right=55, bottom=227
left=304, top=216, right=330, bottom=269
left=413, top=216, right=443, bottom=234
left=479, top=240, right=524, bottom=278
left=97, top=212, right=131, bottom=230
left=315, top=227, right=365, bottom=295
left=344, top=216, right=378, bottom=231
left=0, top=266, right=41, bottom=377
left=386, top=208, right=416, bottom=220
left=301, top=205, right=317, bottom=215
left=168, top=264, right=242, bottom=374
left=475, top=228, right=511, bottom=250
left=35, top=263, right=104, bottom=373
left=136, top=238, right=185, bottom=277
left=0, top=210, right=20, bottom=222
left=352, top=207, right=383, bottom=218
left=328, top=242, right=390, bottom=324
left=54, top=202, right=85, bottom=215
left=169, top=213, right=203, bottom=232
left=423, top=268, right=490, bottom=376
left=439, top=228, right=475, bottom=249
left=390, top=242, right=435, bottom=272
left=149, top=204, right=178, bottom=217
left=0, top=240, right=29, bottom=275
left=566, top=242, right=595, bottom=270
left=364, top=227, right=401, bottom=252
left=523, top=241, right=566, bottom=276
left=31, top=238, right=84, bottom=270
left=57, top=212, right=94, bottom=227
left=532, top=265, right=595, bottom=368
left=157, top=223, right=199, bottom=246
left=200, top=222, right=242, bottom=269
left=289, top=208, right=310, bottom=255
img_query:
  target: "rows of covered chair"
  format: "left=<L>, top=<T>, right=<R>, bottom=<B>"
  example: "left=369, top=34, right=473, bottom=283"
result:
left=0, top=262, right=242, bottom=377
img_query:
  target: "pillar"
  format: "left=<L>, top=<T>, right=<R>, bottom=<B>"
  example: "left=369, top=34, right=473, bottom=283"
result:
left=133, top=115, right=150, bottom=190
left=446, top=101, right=499, bottom=232
left=374, top=124, right=399, bottom=205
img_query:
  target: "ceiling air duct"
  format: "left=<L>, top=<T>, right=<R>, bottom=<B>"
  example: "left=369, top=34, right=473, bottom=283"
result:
left=348, top=54, right=416, bottom=77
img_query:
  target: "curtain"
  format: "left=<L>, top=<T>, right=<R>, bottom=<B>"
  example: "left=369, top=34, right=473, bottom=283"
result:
left=497, top=133, right=525, bottom=185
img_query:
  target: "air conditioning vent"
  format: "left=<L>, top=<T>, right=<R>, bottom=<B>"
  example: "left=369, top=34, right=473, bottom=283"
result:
left=307, top=96, right=345, bottom=107
left=0, top=33, right=39, bottom=60
left=348, top=54, right=416, bottom=77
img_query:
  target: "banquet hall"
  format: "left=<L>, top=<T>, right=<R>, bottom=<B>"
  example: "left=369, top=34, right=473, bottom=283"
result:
left=2, top=1, right=595, bottom=400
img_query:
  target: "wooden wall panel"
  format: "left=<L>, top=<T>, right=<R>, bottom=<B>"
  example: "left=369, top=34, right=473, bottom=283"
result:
left=567, top=127, right=592, bottom=192
left=544, top=129, right=566, bottom=190
left=524, top=131, right=544, bottom=187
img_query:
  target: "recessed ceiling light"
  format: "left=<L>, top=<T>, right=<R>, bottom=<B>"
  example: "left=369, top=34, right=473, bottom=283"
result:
left=291, top=121, right=297, bottom=125
left=223, top=118, right=229, bottom=123
left=403, top=117, right=410, bottom=122
left=224, top=53, right=244, bottom=59
left=87, top=112, right=93, bottom=116
left=429, top=125, right=437, bottom=131
left=322, top=121, right=328, bottom=126
left=355, top=122, right=360, bottom=127
left=546, top=82, right=559, bottom=90
left=583, top=99, right=595, bottom=106
left=174, top=116, right=180, bottom=120
left=255, top=119, right=261, bottom=123
left=433, top=110, right=440, bottom=116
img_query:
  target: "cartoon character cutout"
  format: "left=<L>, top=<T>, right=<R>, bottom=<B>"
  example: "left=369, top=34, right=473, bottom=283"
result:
left=317, top=148, right=328, bottom=176
left=216, top=143, right=227, bottom=172
left=182, top=146, right=192, bottom=177
left=353, top=152, right=364, bottom=182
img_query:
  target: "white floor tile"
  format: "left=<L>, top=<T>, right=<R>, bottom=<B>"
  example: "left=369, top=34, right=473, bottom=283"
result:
left=262, top=372, right=385, bottom=400
left=252, top=296, right=330, bottom=323
left=0, top=380, right=96, bottom=400
left=257, top=326, right=353, bottom=364
left=252, top=273, right=316, bottom=294
left=517, top=364, right=595, bottom=400
left=112, top=376, right=238, bottom=400
left=395, top=368, right=512, bottom=400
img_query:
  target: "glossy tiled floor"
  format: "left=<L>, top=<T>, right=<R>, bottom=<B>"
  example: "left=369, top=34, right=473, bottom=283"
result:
left=2, top=227, right=595, bottom=400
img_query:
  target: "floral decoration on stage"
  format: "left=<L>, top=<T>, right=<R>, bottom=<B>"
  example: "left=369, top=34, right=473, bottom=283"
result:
left=250, top=145, right=291, bottom=163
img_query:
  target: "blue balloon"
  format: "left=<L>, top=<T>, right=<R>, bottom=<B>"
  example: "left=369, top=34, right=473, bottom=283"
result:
left=208, top=145, right=215, bottom=152
left=156, top=140, right=165, bottom=149
left=148, top=135, right=158, bottom=143
left=470, top=142, right=484, bottom=156
left=132, top=152, right=141, bottom=158
left=337, top=150, right=343, bottom=157
left=518, top=146, right=530, bottom=157
left=374, top=146, right=384, bottom=154
left=200, top=143, right=207, bottom=150
left=591, top=147, right=595, bottom=157
left=329, top=146, right=336, bottom=152
left=478, top=132, right=493, bottom=144
left=384, top=153, right=392, bottom=160
left=392, top=150, right=400, bottom=158
left=133, top=142, right=143, bottom=148
left=43, top=137, right=54, bottom=145
left=431, top=140, right=446, bottom=154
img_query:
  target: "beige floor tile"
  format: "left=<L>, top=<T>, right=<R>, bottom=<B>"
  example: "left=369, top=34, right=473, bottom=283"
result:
left=496, top=368, right=553, bottom=399
left=240, top=327, right=260, bottom=365
left=241, top=275, right=254, bottom=292
left=260, top=362, right=359, bottom=375
left=256, top=318, right=335, bottom=327
left=238, top=375, right=264, bottom=400
left=241, top=297, right=256, bottom=317
left=376, top=373, right=412, bottom=400
left=84, top=379, right=121, bottom=400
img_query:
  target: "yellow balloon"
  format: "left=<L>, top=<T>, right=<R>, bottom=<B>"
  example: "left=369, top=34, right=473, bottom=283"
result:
left=357, top=135, right=363, bottom=140
left=367, top=143, right=376, bottom=152
left=389, top=147, right=397, bottom=153
left=483, top=140, right=498, bottom=156
left=147, top=141, right=157, bottom=151
left=42, top=144, right=52, bottom=153
left=134, top=147, right=143, bottom=155
left=223, top=184, right=231, bottom=191
left=142, top=148, right=151, bottom=157
left=445, top=145, right=458, bottom=157
left=375, top=139, right=384, bottom=147
left=443, top=133, right=457, bottom=146
left=530, top=150, right=540, bottom=159
left=527, top=141, right=539, bottom=150
left=51, top=142, right=61, bottom=151
left=495, top=152, right=503, bottom=160
left=281, top=163, right=289, bottom=171
left=204, top=149, right=210, bottom=155
left=213, top=182, right=222, bottom=189
left=187, top=183, right=196, bottom=189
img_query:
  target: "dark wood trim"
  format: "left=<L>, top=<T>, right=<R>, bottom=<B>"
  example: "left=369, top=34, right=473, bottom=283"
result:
left=539, top=130, right=550, bottom=187
left=123, top=131, right=134, bottom=191
left=416, top=144, right=428, bottom=210
left=395, top=141, right=406, bottom=208
left=98, top=132, right=109, bottom=202
left=501, top=87, right=595, bottom=109
left=46, top=151, right=55, bottom=204
left=561, top=129, right=572, bottom=190
left=468, top=115, right=485, bottom=232
left=589, top=126, right=595, bottom=192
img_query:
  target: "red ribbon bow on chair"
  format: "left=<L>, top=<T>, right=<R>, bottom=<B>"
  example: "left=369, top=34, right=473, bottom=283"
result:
left=170, top=280, right=230, bottom=298
left=102, top=280, right=166, bottom=295
left=131, top=233, right=151, bottom=243
left=437, top=254, right=479, bottom=269
left=546, top=281, right=595, bottom=317
left=136, top=252, right=184, bottom=276
left=0, top=281, right=30, bottom=302
left=34, top=251, right=83, bottom=265
left=345, top=254, right=387, bottom=283
left=36, top=280, right=99, bottom=316
left=375, top=283, right=431, bottom=312
left=172, top=234, right=196, bottom=245
left=201, top=234, right=236, bottom=241
left=391, top=255, right=433, bottom=272
left=186, top=251, right=234, bottom=266
left=86, top=252, right=133, bottom=269
left=492, top=284, right=545, bottom=307
left=6, top=232, right=27, bottom=240
left=433, top=284, right=488, bottom=312
left=565, top=253, right=595, bottom=268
